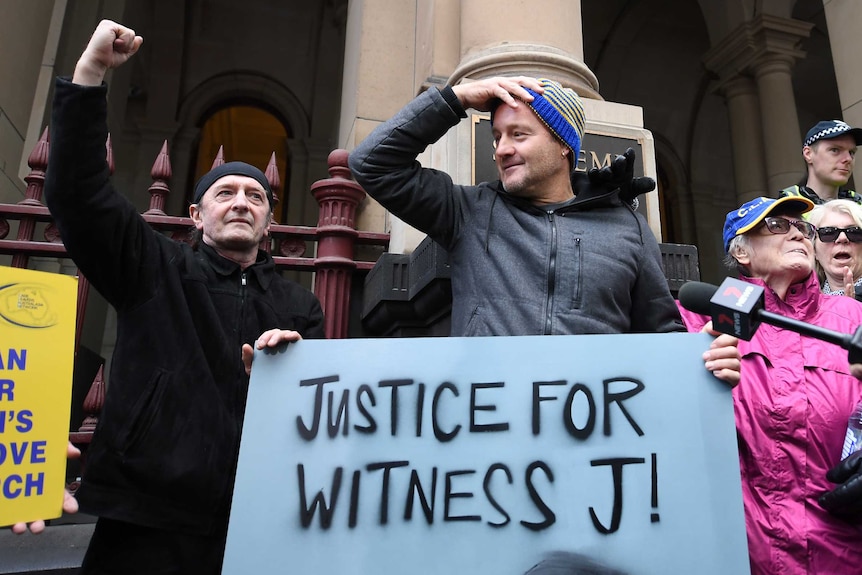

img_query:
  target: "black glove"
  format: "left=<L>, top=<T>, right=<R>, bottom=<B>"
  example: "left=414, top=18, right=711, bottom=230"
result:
left=586, top=147, right=656, bottom=206
left=819, top=450, right=862, bottom=517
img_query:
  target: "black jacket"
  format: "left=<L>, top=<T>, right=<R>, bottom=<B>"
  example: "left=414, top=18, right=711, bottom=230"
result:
left=45, top=78, right=325, bottom=534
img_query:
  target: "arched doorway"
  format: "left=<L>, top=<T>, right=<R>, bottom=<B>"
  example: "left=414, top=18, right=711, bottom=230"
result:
left=194, top=105, right=291, bottom=223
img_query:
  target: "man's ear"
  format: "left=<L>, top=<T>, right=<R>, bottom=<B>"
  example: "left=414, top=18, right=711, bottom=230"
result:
left=560, top=143, right=575, bottom=171
left=802, top=145, right=814, bottom=164
left=189, top=203, right=204, bottom=229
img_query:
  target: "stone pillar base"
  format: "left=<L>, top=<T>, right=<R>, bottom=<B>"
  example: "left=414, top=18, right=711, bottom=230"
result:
left=449, top=43, right=601, bottom=100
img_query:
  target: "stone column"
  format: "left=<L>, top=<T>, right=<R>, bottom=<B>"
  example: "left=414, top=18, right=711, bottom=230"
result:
left=16, top=0, right=67, bottom=185
left=450, top=0, right=599, bottom=99
left=823, top=0, right=862, bottom=130
left=748, top=16, right=812, bottom=192
left=752, top=67, right=802, bottom=191
left=724, top=76, right=769, bottom=203
left=339, top=0, right=417, bottom=241
left=704, top=14, right=812, bottom=197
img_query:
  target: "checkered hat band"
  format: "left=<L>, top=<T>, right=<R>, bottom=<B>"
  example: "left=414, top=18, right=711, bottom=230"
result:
left=805, top=124, right=850, bottom=147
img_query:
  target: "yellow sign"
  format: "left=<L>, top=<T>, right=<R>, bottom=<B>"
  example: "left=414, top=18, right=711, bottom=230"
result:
left=0, top=266, right=77, bottom=527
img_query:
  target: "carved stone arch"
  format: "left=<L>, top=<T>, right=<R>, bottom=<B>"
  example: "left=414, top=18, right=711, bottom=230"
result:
left=168, top=72, right=311, bottom=218
left=178, top=71, right=310, bottom=139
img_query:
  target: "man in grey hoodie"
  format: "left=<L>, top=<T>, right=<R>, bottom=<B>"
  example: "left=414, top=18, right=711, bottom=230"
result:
left=348, top=76, right=739, bottom=383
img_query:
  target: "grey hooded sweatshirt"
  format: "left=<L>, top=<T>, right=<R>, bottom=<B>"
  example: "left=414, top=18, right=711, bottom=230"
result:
left=348, top=86, right=684, bottom=337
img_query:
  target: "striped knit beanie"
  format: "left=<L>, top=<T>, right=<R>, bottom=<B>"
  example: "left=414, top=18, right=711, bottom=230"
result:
left=523, top=78, right=586, bottom=162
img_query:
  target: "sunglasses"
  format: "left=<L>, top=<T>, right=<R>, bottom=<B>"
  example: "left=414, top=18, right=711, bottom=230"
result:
left=759, top=216, right=816, bottom=240
left=816, top=226, right=862, bottom=243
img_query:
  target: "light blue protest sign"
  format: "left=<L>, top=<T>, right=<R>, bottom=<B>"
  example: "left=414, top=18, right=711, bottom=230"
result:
left=223, top=334, right=750, bottom=575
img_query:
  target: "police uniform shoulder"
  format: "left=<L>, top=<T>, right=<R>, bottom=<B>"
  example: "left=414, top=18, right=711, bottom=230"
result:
left=780, top=184, right=825, bottom=204
left=778, top=184, right=801, bottom=198
left=838, top=189, right=862, bottom=204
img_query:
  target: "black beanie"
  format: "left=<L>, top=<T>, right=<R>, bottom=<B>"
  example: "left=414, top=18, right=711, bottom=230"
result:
left=192, top=161, right=274, bottom=210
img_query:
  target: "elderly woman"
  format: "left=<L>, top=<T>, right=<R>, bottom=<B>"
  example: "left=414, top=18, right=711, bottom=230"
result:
left=678, top=196, right=862, bottom=574
left=809, top=198, right=862, bottom=298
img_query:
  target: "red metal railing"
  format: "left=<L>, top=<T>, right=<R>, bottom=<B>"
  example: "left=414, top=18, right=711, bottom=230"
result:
left=0, top=130, right=388, bottom=455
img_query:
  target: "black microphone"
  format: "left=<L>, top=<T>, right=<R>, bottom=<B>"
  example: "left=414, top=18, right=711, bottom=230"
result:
left=678, top=277, right=862, bottom=363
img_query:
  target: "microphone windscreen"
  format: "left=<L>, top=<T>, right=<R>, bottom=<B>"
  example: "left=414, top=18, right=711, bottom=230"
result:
left=678, top=281, right=719, bottom=315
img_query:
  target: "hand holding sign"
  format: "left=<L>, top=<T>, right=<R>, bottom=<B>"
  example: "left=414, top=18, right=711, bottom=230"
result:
left=10, top=442, right=80, bottom=534
left=241, top=328, right=304, bottom=375
left=697, top=322, right=740, bottom=387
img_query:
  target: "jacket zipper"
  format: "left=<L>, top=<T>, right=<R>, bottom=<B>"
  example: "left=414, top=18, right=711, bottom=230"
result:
left=574, top=237, right=582, bottom=308
left=544, top=211, right=557, bottom=335
left=237, top=272, right=248, bottom=426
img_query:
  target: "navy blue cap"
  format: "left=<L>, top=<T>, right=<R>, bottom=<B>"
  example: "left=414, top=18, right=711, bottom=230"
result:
left=804, top=120, right=862, bottom=148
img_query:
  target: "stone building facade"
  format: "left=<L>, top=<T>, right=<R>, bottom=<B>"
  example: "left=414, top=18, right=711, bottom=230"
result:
left=2, top=0, right=859, bottom=298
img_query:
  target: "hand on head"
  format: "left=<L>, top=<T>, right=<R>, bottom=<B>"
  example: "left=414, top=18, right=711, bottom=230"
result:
left=73, top=20, right=143, bottom=86
left=451, top=76, right=544, bottom=112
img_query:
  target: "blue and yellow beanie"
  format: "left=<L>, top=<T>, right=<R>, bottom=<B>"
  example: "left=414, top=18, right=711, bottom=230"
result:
left=523, top=78, right=586, bottom=161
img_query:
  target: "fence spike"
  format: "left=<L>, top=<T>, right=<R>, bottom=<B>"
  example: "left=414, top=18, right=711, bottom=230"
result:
left=265, top=151, right=281, bottom=209
left=211, top=145, right=225, bottom=169
left=106, top=133, right=115, bottom=175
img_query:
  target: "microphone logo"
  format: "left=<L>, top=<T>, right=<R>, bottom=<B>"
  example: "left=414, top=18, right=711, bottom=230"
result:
left=711, top=278, right=765, bottom=340
left=716, top=313, right=735, bottom=329
left=722, top=286, right=742, bottom=299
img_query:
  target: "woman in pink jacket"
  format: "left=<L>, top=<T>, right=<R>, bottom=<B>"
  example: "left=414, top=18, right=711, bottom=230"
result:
left=678, top=195, right=862, bottom=574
